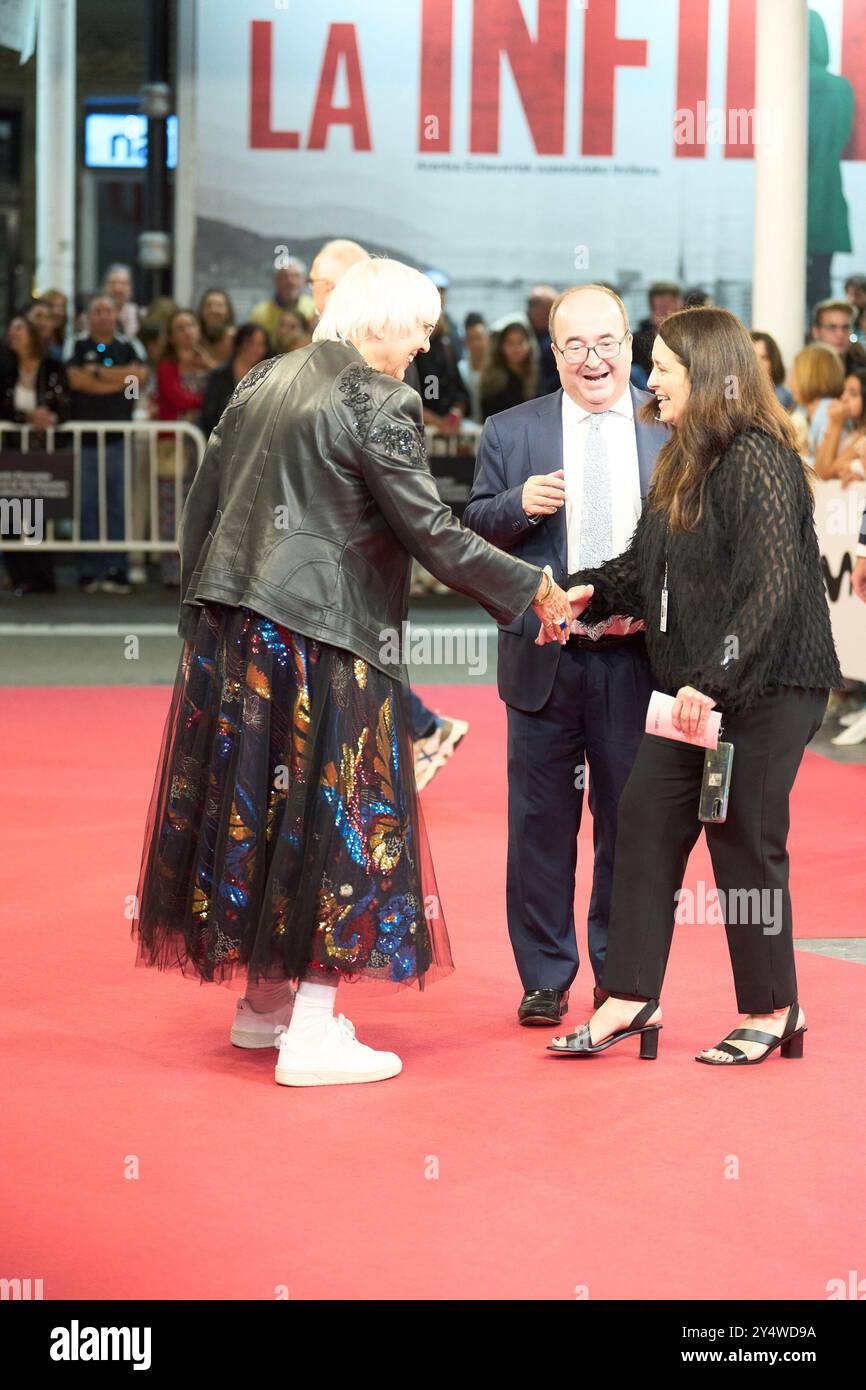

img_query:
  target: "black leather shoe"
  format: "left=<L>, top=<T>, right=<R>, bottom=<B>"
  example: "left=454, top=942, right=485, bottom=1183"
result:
left=593, top=986, right=609, bottom=1008
left=518, top=988, right=569, bottom=1026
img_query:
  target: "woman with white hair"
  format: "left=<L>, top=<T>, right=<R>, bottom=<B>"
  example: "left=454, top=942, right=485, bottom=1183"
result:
left=132, top=258, right=572, bottom=1087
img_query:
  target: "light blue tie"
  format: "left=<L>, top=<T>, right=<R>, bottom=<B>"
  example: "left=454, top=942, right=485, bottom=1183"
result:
left=578, top=412, right=612, bottom=569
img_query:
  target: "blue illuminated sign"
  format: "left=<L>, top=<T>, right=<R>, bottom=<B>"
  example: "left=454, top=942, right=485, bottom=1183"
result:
left=84, top=114, right=178, bottom=169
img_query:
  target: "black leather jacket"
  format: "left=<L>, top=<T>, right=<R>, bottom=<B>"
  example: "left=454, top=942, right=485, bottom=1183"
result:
left=178, top=338, right=542, bottom=678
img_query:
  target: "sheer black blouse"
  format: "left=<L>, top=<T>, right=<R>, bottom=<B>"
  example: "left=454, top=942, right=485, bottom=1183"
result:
left=568, top=427, right=843, bottom=714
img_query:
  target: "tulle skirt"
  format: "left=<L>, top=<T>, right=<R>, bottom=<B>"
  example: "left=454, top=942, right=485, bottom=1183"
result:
left=131, top=603, right=453, bottom=991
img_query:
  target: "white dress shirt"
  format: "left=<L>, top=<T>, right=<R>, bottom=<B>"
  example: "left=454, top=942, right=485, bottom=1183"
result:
left=561, top=385, right=642, bottom=574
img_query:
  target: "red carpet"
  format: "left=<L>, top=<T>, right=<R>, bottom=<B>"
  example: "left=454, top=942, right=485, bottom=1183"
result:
left=1, top=685, right=864, bottom=1300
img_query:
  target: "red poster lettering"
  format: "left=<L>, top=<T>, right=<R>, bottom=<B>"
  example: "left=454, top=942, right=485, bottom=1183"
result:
left=308, top=24, right=372, bottom=151
left=249, top=20, right=301, bottom=149
left=842, top=0, right=866, bottom=160
left=419, top=0, right=453, bottom=152
left=675, top=0, right=709, bottom=159
left=724, top=0, right=756, bottom=159
left=582, top=0, right=648, bottom=157
left=470, top=0, right=568, bottom=155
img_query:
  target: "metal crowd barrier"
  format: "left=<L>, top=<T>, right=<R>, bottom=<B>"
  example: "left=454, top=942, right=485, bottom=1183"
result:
left=0, top=420, right=207, bottom=550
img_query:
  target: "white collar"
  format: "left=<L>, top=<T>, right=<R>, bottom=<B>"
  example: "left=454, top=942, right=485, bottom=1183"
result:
left=562, top=385, right=634, bottom=424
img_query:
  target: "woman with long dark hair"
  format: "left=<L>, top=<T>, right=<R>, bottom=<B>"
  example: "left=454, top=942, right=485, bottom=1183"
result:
left=812, top=362, right=866, bottom=484
left=750, top=330, right=793, bottom=411
left=479, top=318, right=539, bottom=420
left=540, top=307, right=841, bottom=1065
left=198, top=322, right=270, bottom=439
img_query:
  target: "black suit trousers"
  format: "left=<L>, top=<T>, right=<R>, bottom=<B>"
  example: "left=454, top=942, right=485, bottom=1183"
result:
left=601, top=686, right=828, bottom=1013
left=505, top=636, right=653, bottom=991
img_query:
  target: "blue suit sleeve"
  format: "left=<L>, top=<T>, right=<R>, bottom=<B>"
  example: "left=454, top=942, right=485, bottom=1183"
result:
left=463, top=416, right=535, bottom=548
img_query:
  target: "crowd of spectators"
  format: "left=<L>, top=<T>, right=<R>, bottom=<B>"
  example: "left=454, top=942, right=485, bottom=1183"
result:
left=2, top=254, right=866, bottom=596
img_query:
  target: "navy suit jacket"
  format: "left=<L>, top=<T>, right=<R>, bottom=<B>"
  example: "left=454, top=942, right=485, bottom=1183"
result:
left=463, top=385, right=668, bottom=712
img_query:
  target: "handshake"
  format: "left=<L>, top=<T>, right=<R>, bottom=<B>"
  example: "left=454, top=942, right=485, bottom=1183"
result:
left=530, top=567, right=594, bottom=646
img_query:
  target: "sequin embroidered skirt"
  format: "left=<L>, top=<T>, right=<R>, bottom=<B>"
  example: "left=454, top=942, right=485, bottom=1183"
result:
left=132, top=603, right=453, bottom=990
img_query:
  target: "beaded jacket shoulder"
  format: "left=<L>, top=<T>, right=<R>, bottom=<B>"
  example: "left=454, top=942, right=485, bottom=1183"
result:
left=335, top=361, right=377, bottom=437
left=226, top=355, right=281, bottom=408
left=335, top=362, right=426, bottom=467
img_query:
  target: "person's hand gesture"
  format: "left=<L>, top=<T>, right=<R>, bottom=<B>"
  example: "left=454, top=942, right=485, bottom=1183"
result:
left=672, top=686, right=716, bottom=738
left=838, top=460, right=865, bottom=488
left=567, top=584, right=594, bottom=618
left=827, top=398, right=850, bottom=428
left=535, top=583, right=594, bottom=646
left=30, top=406, right=56, bottom=431
left=522, top=469, right=565, bottom=518
left=531, top=569, right=572, bottom=645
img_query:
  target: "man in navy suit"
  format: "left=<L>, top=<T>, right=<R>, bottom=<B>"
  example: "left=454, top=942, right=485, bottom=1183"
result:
left=463, top=284, right=667, bottom=1026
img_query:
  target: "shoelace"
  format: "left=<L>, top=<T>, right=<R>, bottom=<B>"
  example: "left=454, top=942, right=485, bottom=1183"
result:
left=276, top=1013, right=356, bottom=1049
left=335, top=1013, right=356, bottom=1042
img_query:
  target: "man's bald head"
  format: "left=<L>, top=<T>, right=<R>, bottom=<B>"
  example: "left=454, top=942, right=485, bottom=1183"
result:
left=310, top=240, right=370, bottom=314
left=549, top=284, right=629, bottom=342
left=549, top=284, right=633, bottom=412
left=527, top=284, right=558, bottom=333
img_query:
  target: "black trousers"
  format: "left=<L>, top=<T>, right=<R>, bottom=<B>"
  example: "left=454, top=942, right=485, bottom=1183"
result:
left=601, top=686, right=828, bottom=1014
left=506, top=637, right=653, bottom=991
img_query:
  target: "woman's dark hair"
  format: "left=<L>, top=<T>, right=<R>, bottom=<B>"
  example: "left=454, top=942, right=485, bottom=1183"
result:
left=684, top=286, right=712, bottom=308
left=464, top=312, right=486, bottom=331
left=197, top=286, right=235, bottom=326
left=480, top=320, right=538, bottom=401
left=8, top=314, right=43, bottom=361
left=750, top=330, right=786, bottom=387
left=41, top=288, right=68, bottom=345
left=232, top=322, right=269, bottom=360
left=161, top=308, right=198, bottom=362
left=278, top=307, right=310, bottom=332
left=138, top=319, right=164, bottom=348
left=843, top=363, right=866, bottom=427
left=641, top=307, right=803, bottom=532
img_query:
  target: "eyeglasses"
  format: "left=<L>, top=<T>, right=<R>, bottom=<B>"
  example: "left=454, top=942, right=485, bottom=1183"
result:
left=553, top=331, right=630, bottom=366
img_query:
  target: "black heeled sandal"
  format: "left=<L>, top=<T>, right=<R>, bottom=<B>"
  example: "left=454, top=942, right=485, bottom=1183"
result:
left=547, top=998, right=661, bottom=1059
left=695, top=1001, right=806, bottom=1066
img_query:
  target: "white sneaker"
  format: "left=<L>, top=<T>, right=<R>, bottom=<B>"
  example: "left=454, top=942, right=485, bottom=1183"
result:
left=832, top=708, right=866, bottom=745
left=230, top=994, right=295, bottom=1049
left=413, top=715, right=469, bottom=791
left=274, top=1012, right=403, bottom=1086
